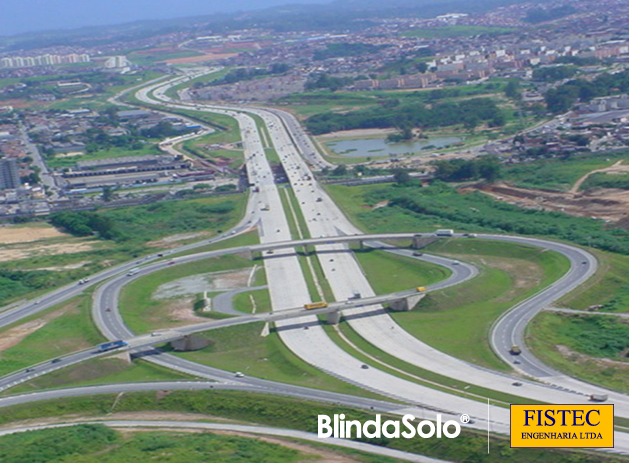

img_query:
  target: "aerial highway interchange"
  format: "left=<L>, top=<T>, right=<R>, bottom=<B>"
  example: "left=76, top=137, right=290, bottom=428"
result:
left=0, top=69, right=628, bottom=458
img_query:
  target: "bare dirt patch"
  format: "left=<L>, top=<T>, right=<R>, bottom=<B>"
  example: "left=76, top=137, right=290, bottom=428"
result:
left=570, top=160, right=629, bottom=193
left=0, top=225, right=67, bottom=244
left=0, top=301, right=77, bottom=353
left=163, top=53, right=238, bottom=64
left=463, top=181, right=629, bottom=226
left=23, top=260, right=91, bottom=272
left=153, top=268, right=253, bottom=299
left=0, top=241, right=97, bottom=263
left=372, top=200, right=390, bottom=210
left=556, top=344, right=629, bottom=368
left=167, top=297, right=207, bottom=324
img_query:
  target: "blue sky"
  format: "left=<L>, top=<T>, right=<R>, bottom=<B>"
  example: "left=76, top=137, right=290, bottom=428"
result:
left=0, top=0, right=326, bottom=36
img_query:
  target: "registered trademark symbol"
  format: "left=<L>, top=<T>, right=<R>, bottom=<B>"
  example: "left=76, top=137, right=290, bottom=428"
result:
left=460, top=414, right=470, bottom=424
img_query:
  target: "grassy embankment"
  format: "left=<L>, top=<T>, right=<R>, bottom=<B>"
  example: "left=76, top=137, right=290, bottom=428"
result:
left=0, top=291, right=192, bottom=394
left=528, top=249, right=629, bottom=393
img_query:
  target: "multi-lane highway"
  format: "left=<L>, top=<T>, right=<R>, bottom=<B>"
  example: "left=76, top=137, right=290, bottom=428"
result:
left=136, top=73, right=629, bottom=441
left=1, top=69, right=628, bottom=455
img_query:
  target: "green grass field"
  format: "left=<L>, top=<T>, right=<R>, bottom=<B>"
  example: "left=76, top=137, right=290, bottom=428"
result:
left=560, top=249, right=629, bottom=313
left=232, top=288, right=271, bottom=313
left=119, top=255, right=256, bottom=333
left=181, top=131, right=244, bottom=169
left=328, top=321, right=542, bottom=406
left=8, top=358, right=193, bottom=395
left=351, top=246, right=451, bottom=294
left=173, top=322, right=389, bottom=400
left=171, top=231, right=260, bottom=258
left=0, top=294, right=103, bottom=375
left=0, top=424, right=308, bottom=463
left=503, top=152, right=629, bottom=191
left=526, top=249, right=629, bottom=391
left=46, top=144, right=163, bottom=169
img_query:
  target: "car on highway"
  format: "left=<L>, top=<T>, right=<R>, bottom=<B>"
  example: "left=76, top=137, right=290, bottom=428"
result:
left=234, top=372, right=245, bottom=378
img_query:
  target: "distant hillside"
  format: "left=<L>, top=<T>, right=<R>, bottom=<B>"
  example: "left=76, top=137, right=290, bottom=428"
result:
left=0, top=0, right=548, bottom=52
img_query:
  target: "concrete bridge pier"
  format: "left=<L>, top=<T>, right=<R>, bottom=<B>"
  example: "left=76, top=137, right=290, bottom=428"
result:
left=389, top=293, right=425, bottom=312
left=412, top=235, right=438, bottom=250
left=326, top=311, right=341, bottom=325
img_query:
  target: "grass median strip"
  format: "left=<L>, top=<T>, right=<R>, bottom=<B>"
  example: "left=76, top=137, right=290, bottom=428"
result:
left=330, top=319, right=543, bottom=406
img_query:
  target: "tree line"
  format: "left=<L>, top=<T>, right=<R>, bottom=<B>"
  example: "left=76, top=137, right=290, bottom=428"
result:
left=544, top=70, right=629, bottom=113
left=305, top=97, right=505, bottom=134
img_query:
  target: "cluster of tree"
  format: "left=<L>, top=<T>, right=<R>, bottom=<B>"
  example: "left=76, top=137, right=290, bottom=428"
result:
left=504, top=80, right=521, bottom=100
left=49, top=211, right=120, bottom=240
left=532, top=66, right=578, bottom=82
left=432, top=156, right=502, bottom=182
left=313, top=42, right=386, bottom=61
left=305, top=73, right=354, bottom=91
left=379, top=55, right=432, bottom=76
left=139, top=120, right=191, bottom=139
left=207, top=63, right=292, bottom=87
left=82, top=128, right=143, bottom=154
left=305, top=98, right=505, bottom=134
left=524, top=5, right=577, bottom=24
left=320, top=164, right=406, bottom=178
left=544, top=70, right=629, bottom=113
left=20, top=172, right=40, bottom=185
left=563, top=134, right=590, bottom=147
left=386, top=127, right=413, bottom=143
left=78, top=121, right=189, bottom=155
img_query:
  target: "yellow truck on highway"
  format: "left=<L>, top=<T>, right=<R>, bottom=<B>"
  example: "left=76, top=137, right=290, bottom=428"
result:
left=304, top=301, right=328, bottom=310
